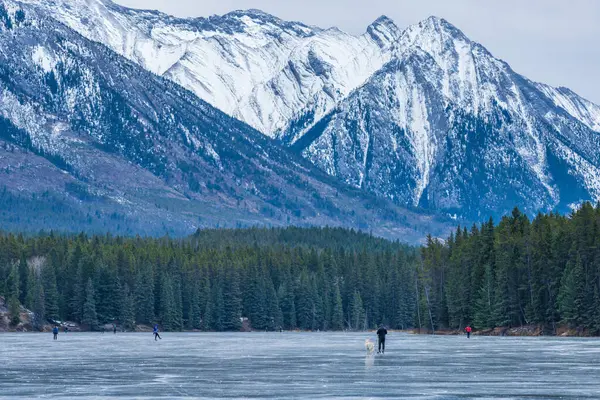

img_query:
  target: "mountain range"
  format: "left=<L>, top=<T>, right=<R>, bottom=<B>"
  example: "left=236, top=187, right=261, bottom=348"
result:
left=0, top=0, right=448, bottom=241
left=1, top=0, right=600, bottom=239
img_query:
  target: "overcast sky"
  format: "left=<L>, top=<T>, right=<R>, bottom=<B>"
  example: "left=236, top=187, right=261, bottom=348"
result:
left=117, top=0, right=600, bottom=104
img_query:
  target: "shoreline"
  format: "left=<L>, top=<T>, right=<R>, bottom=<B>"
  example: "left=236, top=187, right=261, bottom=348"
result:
left=1, top=326, right=596, bottom=337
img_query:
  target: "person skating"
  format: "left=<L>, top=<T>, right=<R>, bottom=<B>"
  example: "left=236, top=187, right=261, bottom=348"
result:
left=52, top=325, right=59, bottom=340
left=153, top=324, right=162, bottom=341
left=465, top=325, right=472, bottom=339
left=113, top=323, right=117, bottom=334
left=376, top=325, right=387, bottom=354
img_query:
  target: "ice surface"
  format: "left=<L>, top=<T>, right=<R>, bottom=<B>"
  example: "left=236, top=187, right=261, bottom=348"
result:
left=2, top=332, right=600, bottom=399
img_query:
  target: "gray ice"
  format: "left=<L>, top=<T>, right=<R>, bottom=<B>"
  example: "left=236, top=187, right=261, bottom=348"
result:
left=1, top=332, right=600, bottom=399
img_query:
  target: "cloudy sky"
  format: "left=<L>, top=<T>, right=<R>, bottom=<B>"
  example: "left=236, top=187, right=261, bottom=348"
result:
left=117, top=0, right=600, bottom=104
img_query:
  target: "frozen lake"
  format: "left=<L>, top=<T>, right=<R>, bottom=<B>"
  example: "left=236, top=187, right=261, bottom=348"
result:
left=1, top=332, right=600, bottom=399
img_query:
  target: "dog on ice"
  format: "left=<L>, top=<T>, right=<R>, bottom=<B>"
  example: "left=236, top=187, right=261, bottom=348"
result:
left=365, top=339, right=375, bottom=354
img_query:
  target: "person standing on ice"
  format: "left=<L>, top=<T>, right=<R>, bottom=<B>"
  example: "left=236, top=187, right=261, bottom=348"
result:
left=153, top=324, right=162, bottom=341
left=465, top=325, right=472, bottom=339
left=113, top=323, right=117, bottom=334
left=52, top=325, right=59, bottom=340
left=376, top=325, right=387, bottom=354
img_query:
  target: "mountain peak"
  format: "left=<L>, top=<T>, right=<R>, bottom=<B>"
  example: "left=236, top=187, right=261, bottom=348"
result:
left=367, top=15, right=401, bottom=48
left=408, top=15, right=467, bottom=40
left=225, top=9, right=275, bottom=19
left=370, top=15, right=396, bottom=27
left=220, top=8, right=318, bottom=36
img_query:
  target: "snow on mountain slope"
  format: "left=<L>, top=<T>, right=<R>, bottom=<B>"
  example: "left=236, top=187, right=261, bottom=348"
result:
left=19, top=0, right=399, bottom=137
left=293, top=17, right=600, bottom=220
left=535, top=83, right=600, bottom=133
left=8, top=0, right=600, bottom=222
left=0, top=0, right=451, bottom=240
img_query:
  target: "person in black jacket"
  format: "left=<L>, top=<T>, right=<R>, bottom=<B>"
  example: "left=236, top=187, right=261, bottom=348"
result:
left=376, top=325, right=388, bottom=354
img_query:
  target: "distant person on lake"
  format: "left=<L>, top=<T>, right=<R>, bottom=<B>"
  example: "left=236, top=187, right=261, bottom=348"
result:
left=113, top=324, right=117, bottom=334
left=465, top=325, right=472, bottom=339
left=53, top=326, right=59, bottom=340
left=376, top=325, right=387, bottom=354
left=153, top=324, right=162, bottom=341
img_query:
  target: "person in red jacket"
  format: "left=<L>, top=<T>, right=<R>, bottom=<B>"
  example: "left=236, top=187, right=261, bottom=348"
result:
left=465, top=325, right=472, bottom=339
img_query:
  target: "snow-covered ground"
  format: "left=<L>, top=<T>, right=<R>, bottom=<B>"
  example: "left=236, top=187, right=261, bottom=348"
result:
left=2, top=332, right=600, bottom=398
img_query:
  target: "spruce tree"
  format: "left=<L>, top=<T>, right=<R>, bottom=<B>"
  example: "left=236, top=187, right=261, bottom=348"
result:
left=473, top=264, right=495, bottom=329
left=331, top=283, right=344, bottom=330
left=173, top=275, right=184, bottom=331
left=8, top=295, right=20, bottom=326
left=6, top=264, right=19, bottom=302
left=70, top=264, right=85, bottom=323
left=201, top=283, right=214, bottom=331
left=134, top=268, right=154, bottom=324
left=42, top=262, right=60, bottom=321
left=351, top=291, right=364, bottom=331
left=222, top=267, right=242, bottom=331
left=265, top=277, right=282, bottom=330
left=119, top=283, right=135, bottom=331
left=558, top=256, right=585, bottom=327
left=31, top=276, right=46, bottom=331
left=82, top=278, right=98, bottom=330
left=245, top=266, right=267, bottom=330
left=278, top=277, right=296, bottom=329
left=188, top=280, right=202, bottom=330
left=159, top=274, right=176, bottom=331
left=18, top=254, right=28, bottom=305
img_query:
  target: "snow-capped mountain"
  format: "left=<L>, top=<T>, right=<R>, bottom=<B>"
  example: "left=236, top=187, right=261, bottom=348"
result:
left=17, top=0, right=401, bottom=137
left=6, top=0, right=600, bottom=222
left=295, top=17, right=600, bottom=219
left=0, top=0, right=450, bottom=240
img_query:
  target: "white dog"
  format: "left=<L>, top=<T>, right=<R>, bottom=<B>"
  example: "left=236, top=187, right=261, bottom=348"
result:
left=365, top=339, right=375, bottom=354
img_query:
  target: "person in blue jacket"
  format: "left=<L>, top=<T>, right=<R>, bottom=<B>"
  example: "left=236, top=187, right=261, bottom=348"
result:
left=52, top=325, right=59, bottom=340
left=153, top=324, right=162, bottom=341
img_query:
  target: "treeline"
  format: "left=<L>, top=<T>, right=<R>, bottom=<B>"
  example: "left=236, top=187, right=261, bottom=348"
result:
left=4, top=204, right=600, bottom=334
left=420, top=202, right=600, bottom=334
left=0, top=227, right=418, bottom=331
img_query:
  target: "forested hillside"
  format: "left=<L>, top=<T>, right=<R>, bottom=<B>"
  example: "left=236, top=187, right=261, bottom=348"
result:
left=3, top=204, right=600, bottom=334
left=0, top=227, right=417, bottom=331
left=421, top=202, right=600, bottom=334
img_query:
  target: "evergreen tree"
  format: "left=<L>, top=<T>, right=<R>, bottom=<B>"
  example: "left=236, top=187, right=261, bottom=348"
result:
left=119, top=283, right=135, bottom=331
left=173, top=275, right=184, bottom=331
left=6, top=263, right=19, bottom=302
left=558, top=256, right=585, bottom=327
left=25, top=267, right=36, bottom=310
left=278, top=277, right=296, bottom=329
left=70, top=264, right=85, bottom=323
left=222, top=267, right=242, bottom=331
left=42, top=261, right=60, bottom=321
left=331, top=283, right=344, bottom=330
left=188, top=280, right=202, bottom=330
left=18, top=254, right=28, bottom=305
left=350, top=290, right=365, bottom=331
left=134, top=267, right=154, bottom=324
left=8, top=295, right=20, bottom=326
left=201, top=282, right=214, bottom=331
left=265, top=277, right=283, bottom=330
left=159, top=273, right=176, bottom=331
left=473, top=264, right=495, bottom=329
left=31, top=275, right=46, bottom=331
left=82, top=278, right=98, bottom=330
